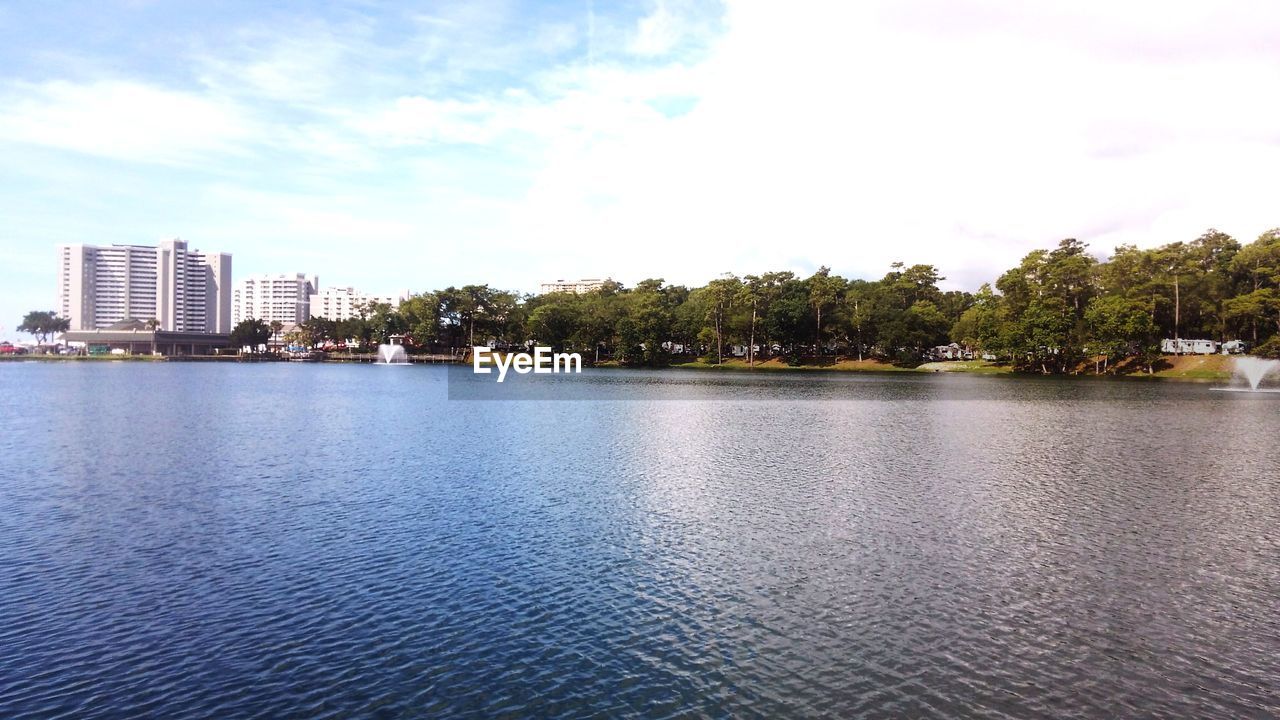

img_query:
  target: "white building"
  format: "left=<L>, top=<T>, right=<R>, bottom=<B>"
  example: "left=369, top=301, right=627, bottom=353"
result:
left=233, top=274, right=318, bottom=327
left=539, top=278, right=610, bottom=295
left=56, top=239, right=232, bottom=333
left=309, top=286, right=410, bottom=321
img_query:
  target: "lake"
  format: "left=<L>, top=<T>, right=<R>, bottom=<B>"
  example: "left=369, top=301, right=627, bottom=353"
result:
left=1, top=362, right=1277, bottom=718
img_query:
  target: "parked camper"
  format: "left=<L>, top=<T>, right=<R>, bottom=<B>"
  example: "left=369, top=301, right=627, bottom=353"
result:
left=927, top=343, right=972, bottom=361
left=1160, top=338, right=1219, bottom=355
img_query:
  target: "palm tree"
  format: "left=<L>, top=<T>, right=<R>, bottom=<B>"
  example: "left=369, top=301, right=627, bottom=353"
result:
left=270, top=320, right=284, bottom=355
left=145, top=318, right=160, bottom=355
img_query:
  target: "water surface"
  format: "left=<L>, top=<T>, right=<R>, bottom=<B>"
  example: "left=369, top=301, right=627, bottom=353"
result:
left=1, top=363, right=1277, bottom=718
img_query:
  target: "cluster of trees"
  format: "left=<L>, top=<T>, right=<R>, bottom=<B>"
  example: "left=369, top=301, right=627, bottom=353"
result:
left=305, top=227, right=1276, bottom=373
left=50, top=226, right=1280, bottom=373
left=954, top=229, right=1280, bottom=372
left=318, top=269, right=972, bottom=367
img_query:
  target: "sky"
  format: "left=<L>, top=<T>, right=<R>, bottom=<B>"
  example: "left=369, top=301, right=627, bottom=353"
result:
left=3, top=0, right=1280, bottom=339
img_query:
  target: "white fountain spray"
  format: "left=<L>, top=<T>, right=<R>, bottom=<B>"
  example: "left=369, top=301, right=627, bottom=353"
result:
left=1232, top=356, right=1279, bottom=391
left=377, top=344, right=409, bottom=365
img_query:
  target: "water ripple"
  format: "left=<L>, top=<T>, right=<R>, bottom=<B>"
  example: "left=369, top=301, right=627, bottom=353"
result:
left=1, top=364, right=1277, bottom=718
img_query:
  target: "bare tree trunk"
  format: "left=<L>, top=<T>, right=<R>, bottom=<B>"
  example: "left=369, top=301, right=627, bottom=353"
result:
left=716, top=316, right=723, bottom=365
left=748, top=306, right=757, bottom=368
left=816, top=308, right=822, bottom=357
left=1173, top=275, right=1180, bottom=355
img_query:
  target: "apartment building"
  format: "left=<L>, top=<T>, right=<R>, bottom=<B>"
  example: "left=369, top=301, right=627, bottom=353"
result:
left=232, top=274, right=318, bottom=327
left=309, top=286, right=410, bottom=321
left=539, top=278, right=611, bottom=295
left=56, top=239, right=232, bottom=332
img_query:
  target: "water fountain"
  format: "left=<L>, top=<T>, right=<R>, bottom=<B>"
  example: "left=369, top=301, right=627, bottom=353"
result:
left=376, top=344, right=409, bottom=365
left=1222, top=356, right=1280, bottom=392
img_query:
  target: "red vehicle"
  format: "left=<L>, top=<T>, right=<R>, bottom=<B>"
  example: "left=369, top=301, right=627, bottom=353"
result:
left=0, top=342, right=16, bottom=355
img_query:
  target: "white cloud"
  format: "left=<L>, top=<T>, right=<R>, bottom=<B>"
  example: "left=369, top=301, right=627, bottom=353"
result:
left=492, top=0, right=1280, bottom=290
left=4, top=0, right=1280, bottom=308
left=0, top=80, right=254, bottom=166
left=196, top=31, right=351, bottom=106
left=348, top=96, right=499, bottom=147
left=631, top=1, right=682, bottom=56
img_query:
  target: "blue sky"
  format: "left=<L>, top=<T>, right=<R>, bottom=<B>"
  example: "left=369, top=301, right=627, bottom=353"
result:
left=3, top=1, right=1280, bottom=339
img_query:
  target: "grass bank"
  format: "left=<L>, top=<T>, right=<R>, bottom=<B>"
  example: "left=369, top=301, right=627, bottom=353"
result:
left=670, top=354, right=1238, bottom=381
left=1106, top=353, right=1235, bottom=381
left=670, top=357, right=999, bottom=374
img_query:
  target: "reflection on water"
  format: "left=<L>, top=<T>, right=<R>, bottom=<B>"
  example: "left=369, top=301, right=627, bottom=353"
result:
left=1, top=363, right=1277, bottom=718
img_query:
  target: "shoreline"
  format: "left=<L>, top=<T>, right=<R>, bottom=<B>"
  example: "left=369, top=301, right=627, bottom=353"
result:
left=2, top=352, right=1244, bottom=382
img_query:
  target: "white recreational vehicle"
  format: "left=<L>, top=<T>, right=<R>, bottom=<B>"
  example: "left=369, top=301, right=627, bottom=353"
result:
left=1160, top=338, right=1219, bottom=355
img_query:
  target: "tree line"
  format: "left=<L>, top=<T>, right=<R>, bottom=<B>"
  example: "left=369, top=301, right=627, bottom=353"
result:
left=272, top=227, right=1280, bottom=372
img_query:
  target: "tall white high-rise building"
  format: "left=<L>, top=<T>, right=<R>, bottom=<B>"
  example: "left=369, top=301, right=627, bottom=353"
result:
left=232, top=274, right=318, bottom=327
left=56, top=239, right=232, bottom=332
left=309, top=286, right=410, bottom=321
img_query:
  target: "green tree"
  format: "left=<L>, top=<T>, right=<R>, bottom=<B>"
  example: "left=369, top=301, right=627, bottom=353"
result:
left=807, top=266, right=841, bottom=353
left=617, top=279, right=676, bottom=366
left=1157, top=242, right=1195, bottom=354
left=1229, top=229, right=1280, bottom=343
left=270, top=320, right=284, bottom=354
left=18, top=311, right=70, bottom=348
left=1084, top=295, right=1158, bottom=373
left=301, top=315, right=337, bottom=347
left=843, top=280, right=877, bottom=361
left=951, top=284, right=1004, bottom=357
left=145, top=317, right=160, bottom=354
left=1012, top=297, right=1074, bottom=374
left=399, top=293, right=441, bottom=348
left=527, top=302, right=582, bottom=352
left=704, top=274, right=740, bottom=364
left=230, top=318, right=272, bottom=356
left=1224, top=289, right=1280, bottom=344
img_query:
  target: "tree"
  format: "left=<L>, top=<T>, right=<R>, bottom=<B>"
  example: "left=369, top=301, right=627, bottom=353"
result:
left=808, top=266, right=841, bottom=354
left=617, top=279, right=676, bottom=366
left=399, top=293, right=441, bottom=348
left=145, top=317, right=160, bottom=355
left=1229, top=230, right=1280, bottom=343
left=1044, top=238, right=1098, bottom=315
left=1084, top=295, right=1158, bottom=373
left=527, top=302, right=581, bottom=352
left=1157, top=242, right=1194, bottom=354
left=844, top=280, right=876, bottom=361
left=1012, top=297, right=1074, bottom=374
left=1185, top=229, right=1240, bottom=341
left=951, top=284, right=1003, bottom=357
left=765, top=277, right=811, bottom=361
left=366, top=302, right=408, bottom=344
left=704, top=275, right=740, bottom=364
left=230, top=318, right=272, bottom=356
left=301, top=315, right=337, bottom=348
left=270, top=320, right=284, bottom=354
left=1225, top=289, right=1280, bottom=343
left=18, top=311, right=69, bottom=348
left=878, top=300, right=949, bottom=363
